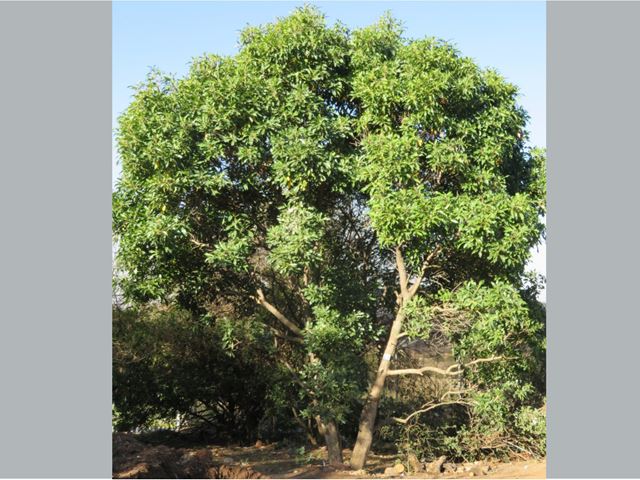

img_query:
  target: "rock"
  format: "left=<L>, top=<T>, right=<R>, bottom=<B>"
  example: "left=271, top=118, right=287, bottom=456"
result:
left=384, top=466, right=397, bottom=476
left=407, top=453, right=423, bottom=473
left=394, top=463, right=406, bottom=474
left=443, top=463, right=457, bottom=474
left=222, top=457, right=234, bottom=465
left=468, top=464, right=485, bottom=477
left=254, top=440, right=264, bottom=448
left=425, top=455, right=447, bottom=475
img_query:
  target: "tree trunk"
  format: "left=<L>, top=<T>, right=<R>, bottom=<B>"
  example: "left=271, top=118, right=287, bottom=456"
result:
left=316, top=416, right=343, bottom=466
left=293, top=408, right=319, bottom=446
left=350, top=309, right=405, bottom=470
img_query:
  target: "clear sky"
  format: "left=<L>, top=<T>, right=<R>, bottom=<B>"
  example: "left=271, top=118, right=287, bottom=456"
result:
left=112, top=1, right=546, bottom=298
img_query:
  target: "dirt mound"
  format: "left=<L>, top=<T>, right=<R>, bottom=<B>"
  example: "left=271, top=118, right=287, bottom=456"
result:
left=112, top=433, right=264, bottom=479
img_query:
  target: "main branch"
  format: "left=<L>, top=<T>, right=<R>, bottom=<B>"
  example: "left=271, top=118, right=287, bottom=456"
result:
left=255, top=288, right=304, bottom=338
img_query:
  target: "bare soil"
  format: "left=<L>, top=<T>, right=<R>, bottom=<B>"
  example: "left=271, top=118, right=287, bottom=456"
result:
left=113, top=433, right=545, bottom=479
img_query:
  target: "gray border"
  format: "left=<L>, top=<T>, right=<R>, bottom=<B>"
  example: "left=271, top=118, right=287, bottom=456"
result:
left=0, top=1, right=112, bottom=477
left=547, top=1, right=640, bottom=477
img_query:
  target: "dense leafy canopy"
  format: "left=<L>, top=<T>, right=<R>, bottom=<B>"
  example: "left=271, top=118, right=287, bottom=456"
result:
left=113, top=6, right=546, bottom=464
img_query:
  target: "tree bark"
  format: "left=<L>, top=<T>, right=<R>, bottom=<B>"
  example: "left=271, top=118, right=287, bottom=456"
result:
left=316, top=416, right=343, bottom=466
left=256, top=291, right=344, bottom=466
left=350, top=247, right=415, bottom=470
left=349, top=308, right=405, bottom=470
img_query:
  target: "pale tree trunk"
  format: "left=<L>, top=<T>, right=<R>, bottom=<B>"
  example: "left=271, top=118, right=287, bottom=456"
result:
left=349, top=309, right=405, bottom=470
left=316, top=416, right=343, bottom=466
left=350, top=247, right=422, bottom=470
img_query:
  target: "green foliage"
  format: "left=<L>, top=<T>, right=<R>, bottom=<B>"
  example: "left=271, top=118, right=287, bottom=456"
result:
left=113, top=6, right=546, bottom=459
left=267, top=203, right=327, bottom=275
left=514, top=405, right=546, bottom=456
left=205, top=215, right=255, bottom=272
left=440, top=280, right=545, bottom=389
left=401, top=296, right=433, bottom=340
left=394, top=280, right=545, bottom=462
left=112, top=306, right=280, bottom=440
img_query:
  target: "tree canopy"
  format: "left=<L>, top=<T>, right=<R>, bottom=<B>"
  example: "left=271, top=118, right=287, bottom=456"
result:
left=113, top=6, right=546, bottom=468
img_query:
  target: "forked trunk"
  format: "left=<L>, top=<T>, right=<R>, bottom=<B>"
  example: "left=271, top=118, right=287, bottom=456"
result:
left=350, top=309, right=405, bottom=470
left=316, top=416, right=343, bottom=466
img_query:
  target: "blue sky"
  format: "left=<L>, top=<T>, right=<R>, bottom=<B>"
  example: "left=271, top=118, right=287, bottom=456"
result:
left=112, top=1, right=546, bottom=294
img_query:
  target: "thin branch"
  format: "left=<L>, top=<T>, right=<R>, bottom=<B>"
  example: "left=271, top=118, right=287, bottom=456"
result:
left=393, top=400, right=472, bottom=425
left=387, top=365, right=459, bottom=377
left=387, top=355, right=511, bottom=377
left=407, top=246, right=442, bottom=298
left=255, top=288, right=303, bottom=337
left=189, top=234, right=210, bottom=250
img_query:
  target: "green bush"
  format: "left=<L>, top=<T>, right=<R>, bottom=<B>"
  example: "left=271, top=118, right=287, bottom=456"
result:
left=112, top=305, right=298, bottom=441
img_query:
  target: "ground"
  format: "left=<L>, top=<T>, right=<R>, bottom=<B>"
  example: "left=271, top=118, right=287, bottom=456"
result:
left=113, top=433, right=545, bottom=479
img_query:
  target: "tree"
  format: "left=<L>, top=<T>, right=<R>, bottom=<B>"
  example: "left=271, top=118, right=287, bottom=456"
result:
left=345, top=16, right=545, bottom=469
left=114, top=7, right=374, bottom=465
left=113, top=7, right=545, bottom=469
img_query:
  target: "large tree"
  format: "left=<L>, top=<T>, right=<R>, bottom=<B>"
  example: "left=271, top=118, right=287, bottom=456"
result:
left=113, top=7, right=545, bottom=469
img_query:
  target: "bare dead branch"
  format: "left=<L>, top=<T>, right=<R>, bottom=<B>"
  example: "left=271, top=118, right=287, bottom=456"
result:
left=387, top=355, right=511, bottom=377
left=393, top=400, right=472, bottom=424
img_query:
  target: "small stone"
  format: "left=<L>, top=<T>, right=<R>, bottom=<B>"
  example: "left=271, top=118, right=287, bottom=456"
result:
left=407, top=453, right=422, bottom=473
left=443, top=463, right=457, bottom=473
left=394, top=463, right=406, bottom=474
left=222, top=457, right=234, bottom=465
left=254, top=440, right=264, bottom=448
left=426, top=455, right=447, bottom=475
left=469, top=464, right=484, bottom=476
left=384, top=466, right=397, bottom=476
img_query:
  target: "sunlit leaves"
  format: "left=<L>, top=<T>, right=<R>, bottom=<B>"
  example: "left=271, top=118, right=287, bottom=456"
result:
left=266, top=202, right=327, bottom=275
left=205, top=215, right=255, bottom=272
left=438, top=279, right=544, bottom=385
left=401, top=296, right=433, bottom=340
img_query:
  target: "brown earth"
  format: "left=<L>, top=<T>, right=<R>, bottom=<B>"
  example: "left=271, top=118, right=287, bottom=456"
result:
left=113, top=433, right=545, bottom=479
